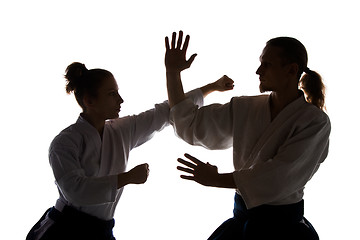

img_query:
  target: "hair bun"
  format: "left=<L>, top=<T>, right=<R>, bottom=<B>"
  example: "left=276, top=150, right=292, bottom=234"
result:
left=65, top=62, right=88, bottom=93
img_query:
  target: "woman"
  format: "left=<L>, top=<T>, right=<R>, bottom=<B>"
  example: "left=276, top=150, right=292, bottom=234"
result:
left=26, top=62, right=234, bottom=240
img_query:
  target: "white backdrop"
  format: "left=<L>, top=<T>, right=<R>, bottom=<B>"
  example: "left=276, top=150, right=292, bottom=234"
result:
left=1, top=0, right=359, bottom=239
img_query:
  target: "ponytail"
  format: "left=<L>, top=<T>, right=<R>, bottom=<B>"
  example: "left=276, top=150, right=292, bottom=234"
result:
left=299, top=68, right=326, bottom=111
left=266, top=37, right=326, bottom=111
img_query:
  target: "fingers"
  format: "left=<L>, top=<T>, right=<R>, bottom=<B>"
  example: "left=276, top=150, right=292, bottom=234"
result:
left=145, top=163, right=150, bottom=175
left=176, top=153, right=203, bottom=176
left=171, top=32, right=176, bottom=49
left=176, top=30, right=183, bottom=49
left=177, top=159, right=196, bottom=182
left=138, top=163, right=150, bottom=176
left=216, top=75, right=234, bottom=91
left=180, top=175, right=195, bottom=181
left=184, top=153, right=204, bottom=165
left=182, top=34, right=190, bottom=51
left=177, top=166, right=194, bottom=174
left=225, top=78, right=235, bottom=89
left=222, top=75, right=234, bottom=84
left=225, top=82, right=234, bottom=89
left=165, top=36, right=170, bottom=50
left=177, top=157, right=197, bottom=169
left=187, top=53, right=197, bottom=68
left=167, top=30, right=189, bottom=50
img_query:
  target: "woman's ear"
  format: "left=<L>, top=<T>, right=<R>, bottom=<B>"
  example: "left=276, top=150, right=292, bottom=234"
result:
left=83, top=94, right=94, bottom=109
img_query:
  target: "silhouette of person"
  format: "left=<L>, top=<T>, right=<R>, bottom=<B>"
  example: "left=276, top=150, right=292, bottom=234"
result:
left=26, top=62, right=233, bottom=240
left=165, top=31, right=331, bottom=240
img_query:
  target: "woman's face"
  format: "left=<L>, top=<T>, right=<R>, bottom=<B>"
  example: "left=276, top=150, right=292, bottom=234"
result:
left=90, top=76, right=124, bottom=120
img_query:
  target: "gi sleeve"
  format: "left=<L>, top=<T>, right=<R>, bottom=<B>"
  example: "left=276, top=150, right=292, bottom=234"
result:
left=170, top=97, right=235, bottom=150
left=234, top=112, right=331, bottom=209
left=49, top=137, right=118, bottom=206
left=112, top=89, right=204, bottom=150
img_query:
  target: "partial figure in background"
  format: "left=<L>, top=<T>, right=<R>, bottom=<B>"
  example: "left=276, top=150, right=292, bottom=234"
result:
left=26, top=62, right=233, bottom=240
left=165, top=31, right=330, bottom=240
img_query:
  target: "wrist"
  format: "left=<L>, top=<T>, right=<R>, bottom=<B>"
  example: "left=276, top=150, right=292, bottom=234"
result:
left=214, top=172, right=224, bottom=187
left=166, top=69, right=182, bottom=74
left=117, top=172, right=131, bottom=188
left=200, top=83, right=216, bottom=97
left=216, top=173, right=237, bottom=189
left=208, top=82, right=218, bottom=91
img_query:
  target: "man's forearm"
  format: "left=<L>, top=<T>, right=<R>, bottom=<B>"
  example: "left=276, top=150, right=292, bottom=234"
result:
left=214, top=172, right=237, bottom=189
left=166, top=71, right=186, bottom=108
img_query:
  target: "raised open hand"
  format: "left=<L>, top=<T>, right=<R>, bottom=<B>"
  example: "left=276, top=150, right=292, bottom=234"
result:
left=177, top=153, right=219, bottom=187
left=165, top=31, right=197, bottom=73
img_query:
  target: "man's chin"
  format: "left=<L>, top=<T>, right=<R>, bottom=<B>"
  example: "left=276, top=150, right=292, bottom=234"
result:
left=107, top=114, right=120, bottom=120
left=259, top=86, right=267, bottom=93
left=259, top=84, right=271, bottom=93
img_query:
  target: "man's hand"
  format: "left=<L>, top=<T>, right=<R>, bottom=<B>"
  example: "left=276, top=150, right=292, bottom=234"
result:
left=165, top=31, right=197, bottom=73
left=177, top=153, right=219, bottom=187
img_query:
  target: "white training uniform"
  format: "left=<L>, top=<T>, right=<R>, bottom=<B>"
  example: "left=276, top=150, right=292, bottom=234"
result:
left=170, top=92, right=331, bottom=209
left=33, top=89, right=203, bottom=239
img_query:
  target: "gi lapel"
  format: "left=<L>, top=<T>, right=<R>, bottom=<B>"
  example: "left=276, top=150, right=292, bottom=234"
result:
left=247, top=95, right=307, bottom=167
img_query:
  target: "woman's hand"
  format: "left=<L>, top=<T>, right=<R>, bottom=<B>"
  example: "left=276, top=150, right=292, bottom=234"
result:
left=165, top=31, right=197, bottom=73
left=127, top=163, right=150, bottom=184
left=213, top=75, right=234, bottom=92
left=118, top=163, right=150, bottom=188
left=200, top=75, right=234, bottom=97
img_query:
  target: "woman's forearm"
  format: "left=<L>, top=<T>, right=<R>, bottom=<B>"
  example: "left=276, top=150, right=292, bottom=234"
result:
left=117, top=172, right=131, bottom=189
left=200, top=75, right=235, bottom=98
left=200, top=82, right=217, bottom=98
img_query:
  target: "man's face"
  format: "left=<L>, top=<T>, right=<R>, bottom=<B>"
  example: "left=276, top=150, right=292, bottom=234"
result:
left=256, top=46, right=291, bottom=93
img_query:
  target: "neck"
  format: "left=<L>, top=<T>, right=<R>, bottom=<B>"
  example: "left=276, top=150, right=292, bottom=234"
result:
left=81, top=112, right=105, bottom=137
left=270, top=89, right=300, bottom=120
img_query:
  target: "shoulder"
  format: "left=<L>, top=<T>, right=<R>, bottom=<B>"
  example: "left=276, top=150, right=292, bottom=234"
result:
left=292, top=102, right=331, bottom=137
left=106, top=116, right=133, bottom=129
left=302, top=101, right=330, bottom=125
left=230, top=94, right=269, bottom=111
left=232, top=94, right=269, bottom=104
left=50, top=122, right=84, bottom=151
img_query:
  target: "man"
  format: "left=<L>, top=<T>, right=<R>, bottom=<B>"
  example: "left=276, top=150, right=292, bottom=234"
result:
left=165, top=31, right=330, bottom=240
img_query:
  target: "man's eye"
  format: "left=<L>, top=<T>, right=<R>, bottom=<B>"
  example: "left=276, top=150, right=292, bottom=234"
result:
left=262, top=62, right=270, bottom=68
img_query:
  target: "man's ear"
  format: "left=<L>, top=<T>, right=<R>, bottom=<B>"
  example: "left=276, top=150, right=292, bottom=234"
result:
left=288, top=63, right=299, bottom=77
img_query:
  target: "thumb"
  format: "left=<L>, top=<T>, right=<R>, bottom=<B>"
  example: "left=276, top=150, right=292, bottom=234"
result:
left=186, top=53, right=197, bottom=68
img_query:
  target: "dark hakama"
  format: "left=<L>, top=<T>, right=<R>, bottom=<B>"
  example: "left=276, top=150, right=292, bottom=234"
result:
left=208, top=194, right=319, bottom=240
left=26, top=206, right=115, bottom=240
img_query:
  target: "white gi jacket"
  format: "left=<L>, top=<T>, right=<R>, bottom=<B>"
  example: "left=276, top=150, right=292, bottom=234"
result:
left=49, top=89, right=204, bottom=221
left=170, top=92, right=331, bottom=209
